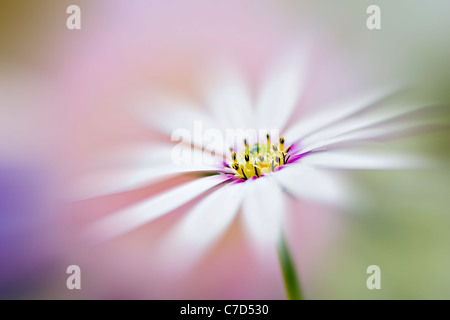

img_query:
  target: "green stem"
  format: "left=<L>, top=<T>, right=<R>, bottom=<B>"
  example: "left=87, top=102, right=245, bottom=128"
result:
left=277, top=233, right=302, bottom=300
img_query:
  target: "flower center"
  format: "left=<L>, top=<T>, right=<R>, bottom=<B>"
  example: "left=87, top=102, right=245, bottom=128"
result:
left=227, top=134, right=291, bottom=180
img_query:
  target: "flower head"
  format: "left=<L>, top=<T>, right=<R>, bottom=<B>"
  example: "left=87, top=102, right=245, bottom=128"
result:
left=75, top=52, right=437, bottom=273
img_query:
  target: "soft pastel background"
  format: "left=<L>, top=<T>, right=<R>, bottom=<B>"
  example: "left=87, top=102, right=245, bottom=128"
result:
left=1, top=0, right=450, bottom=299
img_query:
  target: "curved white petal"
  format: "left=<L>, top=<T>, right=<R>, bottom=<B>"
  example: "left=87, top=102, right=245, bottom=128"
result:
left=203, top=61, right=254, bottom=129
left=299, top=116, right=444, bottom=153
left=84, top=143, right=187, bottom=171
left=70, top=142, right=225, bottom=201
left=298, top=101, right=445, bottom=153
left=81, top=175, right=227, bottom=243
left=155, top=182, right=245, bottom=273
left=242, top=177, right=284, bottom=248
left=86, top=142, right=225, bottom=172
left=256, top=49, right=310, bottom=131
left=300, top=147, right=434, bottom=170
left=69, top=162, right=222, bottom=201
left=283, top=87, right=398, bottom=143
left=275, top=165, right=349, bottom=207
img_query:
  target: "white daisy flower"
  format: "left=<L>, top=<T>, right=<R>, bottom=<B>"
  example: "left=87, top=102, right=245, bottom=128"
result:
left=74, top=51, right=439, bottom=299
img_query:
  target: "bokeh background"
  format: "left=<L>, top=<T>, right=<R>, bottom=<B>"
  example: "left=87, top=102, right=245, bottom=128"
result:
left=1, top=0, right=450, bottom=299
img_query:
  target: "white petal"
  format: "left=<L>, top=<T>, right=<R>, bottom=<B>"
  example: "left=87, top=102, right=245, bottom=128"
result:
left=299, top=116, right=444, bottom=153
left=81, top=175, right=227, bottom=243
left=155, top=182, right=245, bottom=273
left=298, top=102, right=444, bottom=152
left=256, top=49, right=310, bottom=131
left=300, top=147, right=434, bottom=170
left=275, top=165, right=349, bottom=207
left=132, top=92, right=222, bottom=144
left=203, top=61, right=254, bottom=129
left=67, top=147, right=222, bottom=201
left=85, top=142, right=225, bottom=173
left=69, top=162, right=221, bottom=201
left=242, top=177, right=284, bottom=247
left=283, top=87, right=397, bottom=143
left=84, top=143, right=188, bottom=171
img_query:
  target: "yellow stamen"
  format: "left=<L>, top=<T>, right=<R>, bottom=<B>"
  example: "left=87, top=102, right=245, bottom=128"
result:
left=240, top=165, right=247, bottom=180
left=228, top=136, right=288, bottom=180
left=253, top=165, right=261, bottom=178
